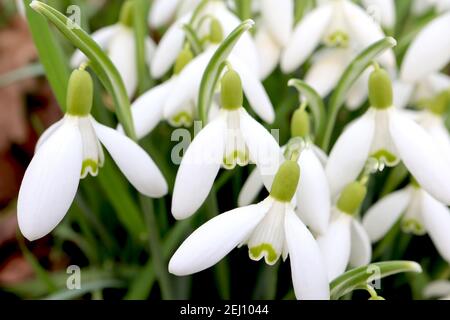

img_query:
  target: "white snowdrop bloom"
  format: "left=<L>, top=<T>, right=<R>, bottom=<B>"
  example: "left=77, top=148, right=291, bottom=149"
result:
left=424, top=280, right=450, bottom=300
left=363, top=183, right=450, bottom=263
left=18, top=70, right=168, bottom=241
left=412, top=0, right=450, bottom=15
left=151, top=0, right=260, bottom=79
left=326, top=68, right=450, bottom=205
left=401, top=12, right=450, bottom=83
left=70, top=1, right=156, bottom=98
left=238, top=109, right=331, bottom=235
left=169, top=160, right=330, bottom=300
left=317, top=181, right=372, bottom=281
left=361, top=0, right=396, bottom=29
left=171, top=69, right=281, bottom=220
left=148, top=0, right=200, bottom=29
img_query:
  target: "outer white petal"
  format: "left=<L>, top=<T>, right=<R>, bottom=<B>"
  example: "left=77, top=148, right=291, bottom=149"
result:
left=171, top=116, right=226, bottom=219
left=70, top=25, right=120, bottom=67
left=346, top=69, right=370, bottom=110
left=389, top=111, right=450, bottom=205
left=349, top=219, right=372, bottom=267
left=342, top=0, right=396, bottom=69
left=393, top=79, right=414, bottom=109
left=427, top=119, right=450, bottom=163
left=296, top=149, right=331, bottom=235
left=305, top=49, right=349, bottom=98
left=421, top=192, right=450, bottom=262
left=255, top=28, right=281, bottom=80
left=169, top=201, right=271, bottom=276
left=229, top=56, right=275, bottom=123
left=424, top=280, right=450, bottom=299
left=362, top=188, right=411, bottom=242
left=362, top=0, right=396, bottom=29
left=108, top=27, right=137, bottom=98
left=238, top=167, right=264, bottom=207
left=281, top=3, right=333, bottom=73
left=35, top=118, right=64, bottom=151
left=92, top=120, right=168, bottom=198
left=317, top=214, right=352, bottom=281
left=261, top=0, right=293, bottom=46
left=285, top=210, right=330, bottom=300
left=149, top=0, right=180, bottom=28
left=18, top=121, right=82, bottom=241
left=123, top=80, right=173, bottom=139
left=326, top=110, right=376, bottom=198
left=401, top=12, right=450, bottom=82
left=150, top=14, right=190, bottom=78
left=239, top=109, right=282, bottom=180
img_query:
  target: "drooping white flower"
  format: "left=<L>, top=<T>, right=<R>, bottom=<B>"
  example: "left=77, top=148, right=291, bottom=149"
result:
left=169, top=160, right=330, bottom=300
left=326, top=67, right=450, bottom=205
left=71, top=1, right=156, bottom=98
left=423, top=280, right=450, bottom=300
left=363, top=183, right=450, bottom=263
left=317, top=181, right=372, bottom=281
left=18, top=69, right=168, bottom=241
left=171, top=69, right=281, bottom=220
left=148, top=0, right=200, bottom=29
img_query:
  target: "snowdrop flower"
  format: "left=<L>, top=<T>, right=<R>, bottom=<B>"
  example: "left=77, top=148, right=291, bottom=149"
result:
left=18, top=69, right=168, bottom=241
left=254, top=0, right=294, bottom=79
left=71, top=1, right=156, bottom=98
left=171, top=69, right=281, bottom=220
left=424, top=280, right=450, bottom=300
left=363, top=182, right=450, bottom=263
left=412, top=0, right=450, bottom=15
left=326, top=67, right=450, bottom=205
left=317, top=181, right=372, bottom=281
left=148, top=0, right=200, bottom=29
left=169, top=159, right=330, bottom=300
left=238, top=108, right=331, bottom=235
left=281, top=0, right=395, bottom=109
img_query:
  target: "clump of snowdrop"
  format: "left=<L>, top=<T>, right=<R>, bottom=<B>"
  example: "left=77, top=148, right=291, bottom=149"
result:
left=169, top=159, right=330, bottom=300
left=71, top=1, right=155, bottom=98
left=171, top=68, right=281, bottom=219
left=18, top=69, right=168, bottom=241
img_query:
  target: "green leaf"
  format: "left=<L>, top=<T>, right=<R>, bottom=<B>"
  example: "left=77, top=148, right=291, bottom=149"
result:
left=198, top=19, right=255, bottom=123
left=30, top=0, right=136, bottom=139
left=25, top=0, right=70, bottom=110
left=288, top=79, right=326, bottom=142
left=330, top=261, right=422, bottom=300
left=320, top=37, right=397, bottom=151
left=182, top=24, right=203, bottom=55
left=0, top=62, right=44, bottom=88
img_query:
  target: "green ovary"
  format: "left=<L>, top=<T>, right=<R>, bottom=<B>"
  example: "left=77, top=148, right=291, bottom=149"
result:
left=370, top=149, right=398, bottom=166
left=81, top=159, right=99, bottom=178
left=222, top=150, right=249, bottom=169
left=249, top=243, right=279, bottom=265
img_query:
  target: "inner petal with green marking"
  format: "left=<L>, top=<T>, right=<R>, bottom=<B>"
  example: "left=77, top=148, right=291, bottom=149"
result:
left=78, top=116, right=104, bottom=179
left=168, top=110, right=193, bottom=128
left=222, top=109, right=249, bottom=170
left=370, top=109, right=399, bottom=168
left=401, top=191, right=426, bottom=236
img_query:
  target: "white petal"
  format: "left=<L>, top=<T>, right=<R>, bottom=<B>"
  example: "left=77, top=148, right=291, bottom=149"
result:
left=401, top=12, right=450, bottom=82
left=424, top=280, right=450, bottom=299
left=427, top=119, right=450, bottom=164
left=326, top=110, right=376, bottom=198
left=421, top=192, right=450, bottom=262
left=150, top=14, right=190, bottom=78
left=254, top=28, right=281, bottom=80
left=261, top=0, right=293, bottom=46
left=296, top=148, right=331, bottom=235
left=171, top=116, right=226, bottom=219
left=285, top=209, right=330, bottom=300
left=70, top=25, right=120, bottom=67
left=239, top=109, right=282, bottom=180
left=229, top=56, right=275, bottom=123
left=281, top=3, right=333, bottom=73
left=35, top=118, right=64, bottom=152
left=346, top=69, right=370, bottom=110
left=108, top=27, right=137, bottom=98
left=92, top=120, right=168, bottom=198
left=18, top=120, right=82, bottom=241
left=317, top=214, right=352, bottom=281
left=145, top=37, right=157, bottom=67
left=393, top=79, right=414, bottom=109
left=389, top=111, right=450, bottom=205
left=362, top=188, right=411, bottom=242
left=349, top=219, right=372, bottom=267
left=124, top=80, right=173, bottom=139
left=238, top=167, right=264, bottom=207
left=169, top=201, right=271, bottom=276
left=361, top=0, right=396, bottom=29
left=305, top=49, right=349, bottom=98
left=149, top=0, right=180, bottom=28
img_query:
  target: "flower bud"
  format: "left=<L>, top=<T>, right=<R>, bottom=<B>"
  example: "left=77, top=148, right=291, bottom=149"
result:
left=173, top=46, right=194, bottom=75
left=429, top=90, right=450, bottom=115
left=369, top=68, right=393, bottom=109
left=290, top=108, right=310, bottom=138
left=221, top=69, right=243, bottom=110
left=336, top=181, right=367, bottom=215
left=209, top=18, right=224, bottom=44
left=66, top=69, right=93, bottom=116
left=119, top=0, right=134, bottom=27
left=270, top=160, right=300, bottom=202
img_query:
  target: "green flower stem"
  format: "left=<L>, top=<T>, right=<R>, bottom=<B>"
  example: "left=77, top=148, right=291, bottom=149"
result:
left=236, top=0, right=252, bottom=20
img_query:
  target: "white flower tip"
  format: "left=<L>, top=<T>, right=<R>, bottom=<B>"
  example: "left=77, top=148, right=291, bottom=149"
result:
left=18, top=218, right=47, bottom=242
left=171, top=203, right=194, bottom=221
left=408, top=261, right=423, bottom=273
left=30, top=0, right=40, bottom=9
left=243, top=19, right=256, bottom=29
left=168, top=255, right=190, bottom=276
left=386, top=36, right=397, bottom=47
